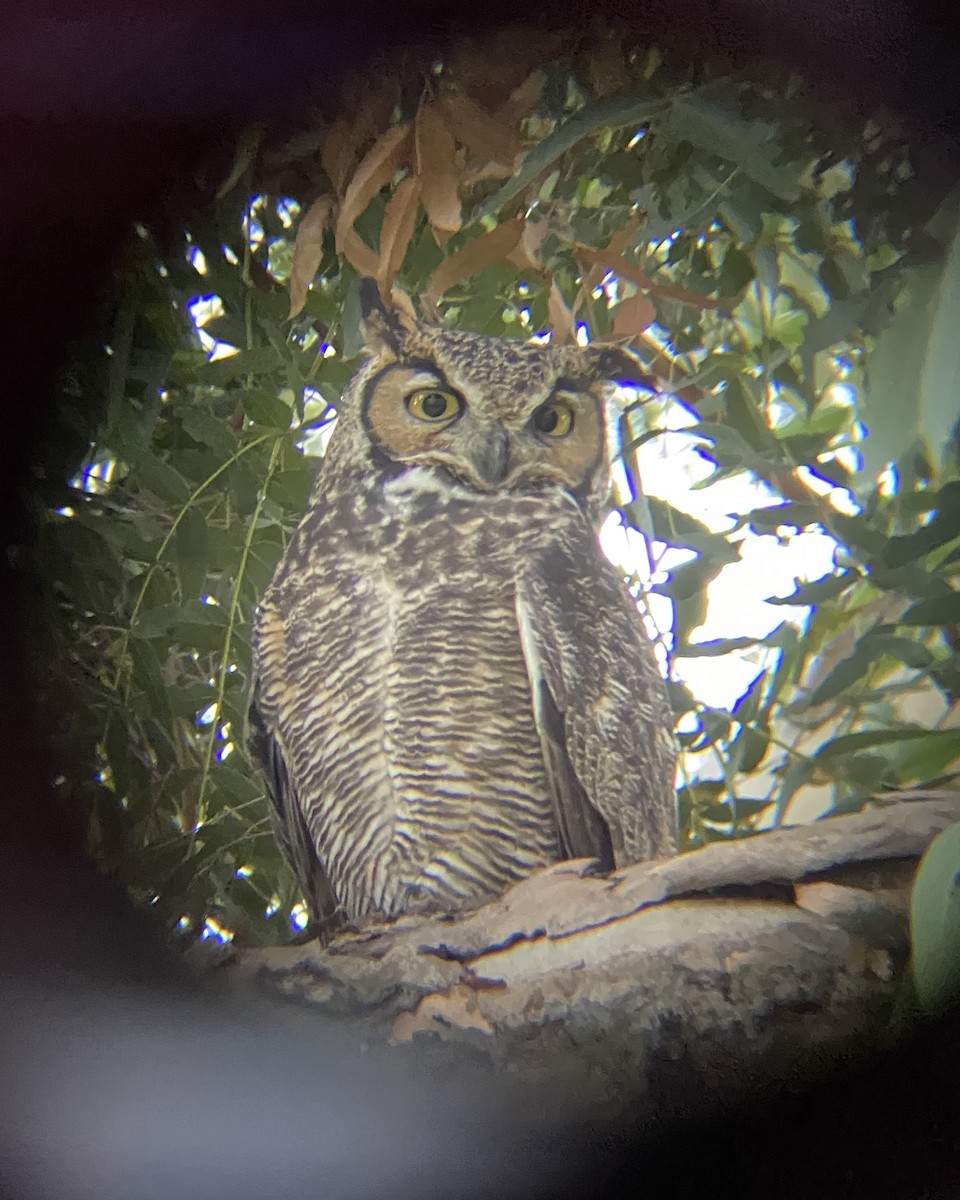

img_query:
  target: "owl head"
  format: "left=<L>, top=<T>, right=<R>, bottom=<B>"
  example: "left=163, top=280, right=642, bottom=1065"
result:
left=324, top=279, right=646, bottom=522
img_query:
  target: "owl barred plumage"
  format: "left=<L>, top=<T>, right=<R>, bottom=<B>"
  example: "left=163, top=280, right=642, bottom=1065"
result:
left=249, top=281, right=678, bottom=930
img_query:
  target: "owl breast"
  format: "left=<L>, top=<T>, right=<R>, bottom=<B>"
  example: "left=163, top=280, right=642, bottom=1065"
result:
left=269, top=473, right=565, bottom=918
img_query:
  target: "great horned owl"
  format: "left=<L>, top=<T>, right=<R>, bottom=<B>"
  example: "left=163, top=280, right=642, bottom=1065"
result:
left=249, top=281, right=677, bottom=931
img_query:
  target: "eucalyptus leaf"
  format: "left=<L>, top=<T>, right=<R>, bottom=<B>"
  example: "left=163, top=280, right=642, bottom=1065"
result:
left=899, top=592, right=960, bottom=626
left=200, top=347, right=281, bottom=386
left=479, top=92, right=668, bottom=217
left=798, top=638, right=880, bottom=707
left=175, top=508, right=209, bottom=600
left=859, top=206, right=960, bottom=484
left=136, top=452, right=191, bottom=505
left=667, top=96, right=801, bottom=202
left=910, top=822, right=960, bottom=1015
left=817, top=727, right=956, bottom=761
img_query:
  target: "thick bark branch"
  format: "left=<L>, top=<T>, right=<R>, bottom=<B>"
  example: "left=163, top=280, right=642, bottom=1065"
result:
left=211, top=795, right=960, bottom=1122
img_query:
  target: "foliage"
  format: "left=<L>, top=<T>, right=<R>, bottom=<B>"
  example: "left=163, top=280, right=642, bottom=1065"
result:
left=36, top=29, right=960, bottom=947
left=909, top=821, right=960, bottom=1016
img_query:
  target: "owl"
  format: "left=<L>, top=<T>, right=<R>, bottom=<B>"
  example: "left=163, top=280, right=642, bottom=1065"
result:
left=249, top=280, right=678, bottom=934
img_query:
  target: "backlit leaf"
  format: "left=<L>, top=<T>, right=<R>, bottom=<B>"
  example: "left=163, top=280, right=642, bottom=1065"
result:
left=335, top=122, right=413, bottom=255
left=423, top=219, right=524, bottom=307
left=376, top=176, right=421, bottom=301
left=415, top=103, right=463, bottom=234
left=288, top=195, right=333, bottom=319
left=612, top=292, right=656, bottom=340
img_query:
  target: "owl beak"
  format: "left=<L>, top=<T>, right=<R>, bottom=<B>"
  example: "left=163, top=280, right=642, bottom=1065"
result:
left=471, top=427, right=511, bottom=486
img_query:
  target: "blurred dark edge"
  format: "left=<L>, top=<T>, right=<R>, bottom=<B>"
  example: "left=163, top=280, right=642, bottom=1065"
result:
left=0, top=1, right=958, bottom=1198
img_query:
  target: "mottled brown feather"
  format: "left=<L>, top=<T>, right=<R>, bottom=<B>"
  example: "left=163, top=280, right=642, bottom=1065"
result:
left=249, top=294, right=677, bottom=923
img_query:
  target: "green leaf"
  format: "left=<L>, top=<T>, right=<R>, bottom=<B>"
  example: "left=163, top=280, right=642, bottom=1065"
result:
left=778, top=249, right=830, bottom=318
left=175, top=508, right=209, bottom=600
left=685, top=420, right=768, bottom=470
left=863, top=633, right=934, bottom=670
left=104, top=719, right=150, bottom=804
left=817, top=726, right=956, bottom=761
left=799, top=637, right=880, bottom=707
left=136, top=452, right=191, bottom=505
left=478, top=92, right=668, bottom=217
left=770, top=758, right=818, bottom=822
left=169, top=683, right=218, bottom=719
left=739, top=502, right=821, bottom=533
left=917, top=206, right=960, bottom=471
left=677, top=634, right=763, bottom=657
left=729, top=796, right=774, bottom=821
left=732, top=670, right=766, bottom=725
left=910, top=822, right=960, bottom=1015
left=340, top=275, right=364, bottom=359
left=200, top=346, right=280, bottom=386
left=133, top=599, right=228, bottom=641
left=180, top=406, right=237, bottom=456
left=732, top=726, right=771, bottom=775
left=599, top=150, right=646, bottom=189
left=666, top=96, right=801, bottom=202
left=637, top=496, right=741, bottom=564
left=860, top=202, right=960, bottom=484
left=882, top=481, right=960, bottom=567
left=898, top=591, right=960, bottom=626
left=719, top=246, right=755, bottom=295
left=268, top=467, right=315, bottom=514
left=868, top=566, right=951, bottom=600
left=893, top=730, right=960, bottom=783
left=691, top=709, right=733, bottom=748
left=129, top=639, right=174, bottom=727
left=829, top=513, right=890, bottom=559
left=243, top=389, right=293, bottom=430
left=766, top=570, right=855, bottom=606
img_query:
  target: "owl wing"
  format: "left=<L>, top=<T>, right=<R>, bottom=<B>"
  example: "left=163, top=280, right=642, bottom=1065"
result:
left=516, top=526, right=678, bottom=869
left=247, top=602, right=342, bottom=933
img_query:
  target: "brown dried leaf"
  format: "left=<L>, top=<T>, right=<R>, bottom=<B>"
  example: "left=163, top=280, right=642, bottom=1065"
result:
left=460, top=160, right=516, bottom=188
left=578, top=246, right=725, bottom=311
left=335, top=122, right=413, bottom=254
left=423, top=218, right=524, bottom=307
left=414, top=103, right=462, bottom=234
left=583, top=215, right=643, bottom=293
left=506, top=219, right=548, bottom=271
left=376, top=176, right=421, bottom=303
left=320, top=118, right=355, bottom=197
left=612, top=292, right=656, bottom=340
left=496, top=68, right=546, bottom=125
left=548, top=279, right=576, bottom=343
left=288, top=195, right=333, bottom=319
left=439, top=95, right=521, bottom=168
left=339, top=225, right=380, bottom=278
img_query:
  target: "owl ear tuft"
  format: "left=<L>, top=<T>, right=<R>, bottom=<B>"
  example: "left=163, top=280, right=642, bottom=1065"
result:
left=359, top=277, right=417, bottom=355
left=584, top=344, right=648, bottom=389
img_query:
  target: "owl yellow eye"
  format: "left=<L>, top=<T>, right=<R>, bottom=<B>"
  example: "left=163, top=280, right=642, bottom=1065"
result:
left=405, top=388, right=462, bottom=423
left=532, top=401, right=574, bottom=437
